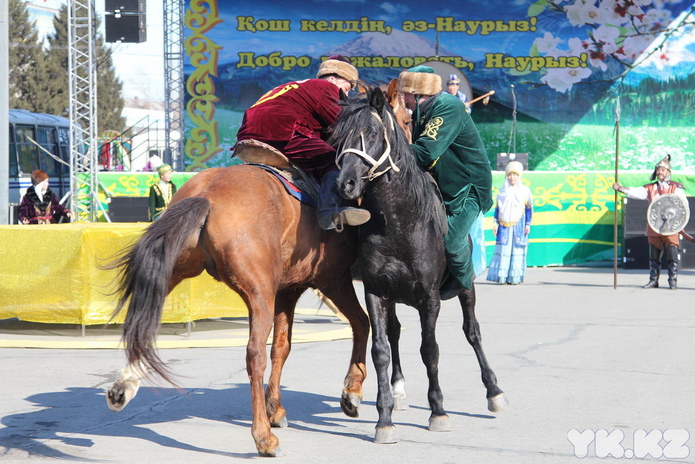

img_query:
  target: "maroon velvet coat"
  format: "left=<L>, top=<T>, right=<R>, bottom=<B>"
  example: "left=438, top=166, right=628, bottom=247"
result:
left=235, top=79, right=342, bottom=180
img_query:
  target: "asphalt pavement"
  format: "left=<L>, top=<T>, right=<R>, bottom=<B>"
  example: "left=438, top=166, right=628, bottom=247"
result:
left=1, top=267, right=694, bottom=464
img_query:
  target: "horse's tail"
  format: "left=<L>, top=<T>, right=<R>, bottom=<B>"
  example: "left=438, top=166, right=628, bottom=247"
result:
left=111, top=196, right=210, bottom=383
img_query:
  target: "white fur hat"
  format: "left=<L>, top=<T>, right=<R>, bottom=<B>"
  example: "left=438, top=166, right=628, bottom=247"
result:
left=506, top=161, right=524, bottom=176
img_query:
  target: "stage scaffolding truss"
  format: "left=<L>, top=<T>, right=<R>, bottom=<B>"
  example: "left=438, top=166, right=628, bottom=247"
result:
left=67, top=0, right=184, bottom=221
left=68, top=0, right=101, bottom=222
left=164, top=0, right=185, bottom=171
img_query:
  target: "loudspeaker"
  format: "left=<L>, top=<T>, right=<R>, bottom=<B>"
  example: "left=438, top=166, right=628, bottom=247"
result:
left=496, top=153, right=528, bottom=171
left=109, top=197, right=149, bottom=222
left=105, top=13, right=146, bottom=43
left=105, top=0, right=145, bottom=12
left=622, top=197, right=695, bottom=269
left=623, top=231, right=652, bottom=269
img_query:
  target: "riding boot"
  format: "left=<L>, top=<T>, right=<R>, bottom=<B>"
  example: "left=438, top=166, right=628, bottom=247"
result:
left=317, top=170, right=371, bottom=231
left=439, top=273, right=464, bottom=300
left=666, top=245, right=679, bottom=290
left=643, top=245, right=662, bottom=289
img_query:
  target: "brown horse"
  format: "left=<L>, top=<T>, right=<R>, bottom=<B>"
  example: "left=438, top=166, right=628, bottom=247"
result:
left=381, top=78, right=412, bottom=142
left=105, top=165, right=370, bottom=457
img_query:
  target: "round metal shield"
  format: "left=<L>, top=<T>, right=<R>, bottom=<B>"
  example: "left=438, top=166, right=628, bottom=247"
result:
left=647, top=193, right=690, bottom=235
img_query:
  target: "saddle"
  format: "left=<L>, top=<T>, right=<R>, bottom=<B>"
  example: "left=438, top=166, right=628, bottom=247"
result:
left=233, top=139, right=320, bottom=206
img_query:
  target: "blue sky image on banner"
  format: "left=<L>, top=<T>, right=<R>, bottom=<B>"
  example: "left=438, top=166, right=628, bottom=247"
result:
left=182, top=0, right=695, bottom=172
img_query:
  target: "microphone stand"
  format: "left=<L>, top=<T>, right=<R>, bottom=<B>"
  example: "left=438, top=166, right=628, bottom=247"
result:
left=506, top=84, right=518, bottom=155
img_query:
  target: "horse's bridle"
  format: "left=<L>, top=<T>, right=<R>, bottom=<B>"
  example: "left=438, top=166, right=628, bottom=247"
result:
left=336, top=111, right=400, bottom=181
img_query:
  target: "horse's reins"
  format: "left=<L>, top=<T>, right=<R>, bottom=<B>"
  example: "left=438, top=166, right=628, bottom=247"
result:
left=336, top=111, right=400, bottom=181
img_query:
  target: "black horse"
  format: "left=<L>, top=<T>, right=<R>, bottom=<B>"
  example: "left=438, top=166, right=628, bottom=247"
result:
left=332, top=87, right=508, bottom=444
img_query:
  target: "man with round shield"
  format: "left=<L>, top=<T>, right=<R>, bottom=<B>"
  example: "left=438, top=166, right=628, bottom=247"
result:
left=612, top=155, right=688, bottom=289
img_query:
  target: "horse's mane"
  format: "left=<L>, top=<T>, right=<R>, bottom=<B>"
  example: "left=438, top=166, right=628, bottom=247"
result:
left=331, top=86, right=444, bottom=235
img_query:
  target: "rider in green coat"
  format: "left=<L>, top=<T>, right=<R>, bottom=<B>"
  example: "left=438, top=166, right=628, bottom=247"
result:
left=399, top=65, right=493, bottom=299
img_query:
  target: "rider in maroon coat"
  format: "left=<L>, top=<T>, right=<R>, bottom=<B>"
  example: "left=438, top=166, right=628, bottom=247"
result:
left=234, top=56, right=370, bottom=231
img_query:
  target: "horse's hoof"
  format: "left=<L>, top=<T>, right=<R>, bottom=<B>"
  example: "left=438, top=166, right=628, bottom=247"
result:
left=487, top=393, right=510, bottom=412
left=374, top=425, right=398, bottom=444
left=428, top=414, right=451, bottom=432
left=340, top=392, right=361, bottom=418
left=256, top=434, right=282, bottom=457
left=393, top=395, right=409, bottom=411
left=106, top=381, right=137, bottom=412
left=270, top=416, right=288, bottom=428
left=258, top=446, right=284, bottom=458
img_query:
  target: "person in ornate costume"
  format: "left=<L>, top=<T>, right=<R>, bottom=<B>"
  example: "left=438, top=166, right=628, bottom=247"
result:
left=398, top=65, right=493, bottom=300
left=486, top=161, right=533, bottom=285
left=445, top=74, right=471, bottom=114
left=612, top=155, right=687, bottom=289
left=18, top=170, right=72, bottom=224
left=234, top=55, right=370, bottom=231
left=149, top=163, right=177, bottom=221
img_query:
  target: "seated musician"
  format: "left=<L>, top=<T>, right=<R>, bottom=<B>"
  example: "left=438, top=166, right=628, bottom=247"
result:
left=18, top=169, right=72, bottom=224
left=234, top=55, right=370, bottom=231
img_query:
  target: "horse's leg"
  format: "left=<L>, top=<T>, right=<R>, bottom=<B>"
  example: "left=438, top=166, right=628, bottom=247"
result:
left=366, top=292, right=398, bottom=444
left=318, top=273, right=369, bottom=419
left=418, top=298, right=451, bottom=433
left=239, top=290, right=282, bottom=457
left=106, top=360, right=148, bottom=412
left=458, top=284, right=509, bottom=412
left=265, top=288, right=303, bottom=428
left=387, top=307, right=408, bottom=411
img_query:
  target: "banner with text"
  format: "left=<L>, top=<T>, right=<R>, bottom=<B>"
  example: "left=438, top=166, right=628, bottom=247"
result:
left=183, top=0, right=695, bottom=172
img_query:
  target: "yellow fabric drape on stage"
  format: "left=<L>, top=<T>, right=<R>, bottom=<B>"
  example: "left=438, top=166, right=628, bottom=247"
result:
left=0, top=223, right=247, bottom=325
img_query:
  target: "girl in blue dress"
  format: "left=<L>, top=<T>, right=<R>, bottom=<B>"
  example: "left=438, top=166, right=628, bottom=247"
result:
left=487, top=161, right=533, bottom=284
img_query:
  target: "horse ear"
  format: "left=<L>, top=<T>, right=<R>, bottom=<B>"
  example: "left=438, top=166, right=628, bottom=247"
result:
left=370, top=87, right=387, bottom=113
left=386, top=78, right=399, bottom=105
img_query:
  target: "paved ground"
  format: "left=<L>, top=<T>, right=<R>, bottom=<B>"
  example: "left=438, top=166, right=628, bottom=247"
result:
left=1, top=267, right=694, bottom=464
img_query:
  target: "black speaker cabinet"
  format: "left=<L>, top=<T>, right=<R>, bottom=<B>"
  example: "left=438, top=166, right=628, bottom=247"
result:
left=496, top=153, right=528, bottom=171
left=109, top=197, right=149, bottom=222
left=105, top=0, right=145, bottom=12
left=105, top=13, right=147, bottom=43
left=622, top=197, right=695, bottom=269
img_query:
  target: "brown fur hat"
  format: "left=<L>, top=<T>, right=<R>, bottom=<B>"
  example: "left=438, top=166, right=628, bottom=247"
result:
left=316, top=55, right=358, bottom=84
left=398, top=65, right=442, bottom=96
